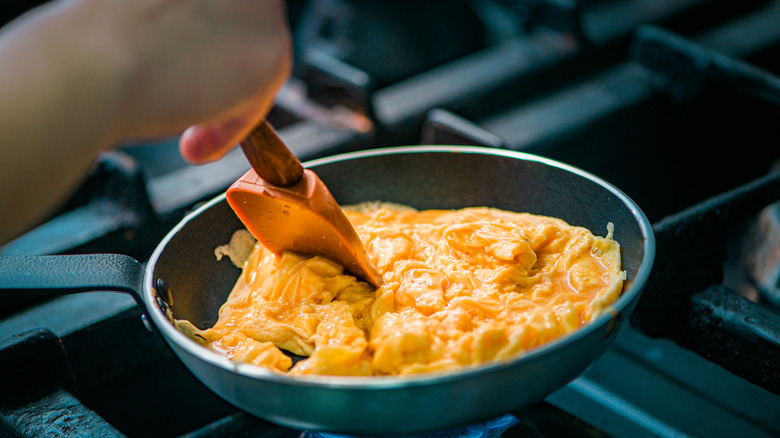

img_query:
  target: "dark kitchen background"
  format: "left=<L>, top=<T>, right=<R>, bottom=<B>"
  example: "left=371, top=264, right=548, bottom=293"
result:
left=1, top=0, right=779, bottom=437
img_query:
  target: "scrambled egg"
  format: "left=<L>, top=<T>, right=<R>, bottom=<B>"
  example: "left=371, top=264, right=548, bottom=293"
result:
left=178, top=204, right=623, bottom=376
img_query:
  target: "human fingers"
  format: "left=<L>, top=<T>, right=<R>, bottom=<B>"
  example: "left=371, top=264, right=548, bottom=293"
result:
left=178, top=111, right=259, bottom=164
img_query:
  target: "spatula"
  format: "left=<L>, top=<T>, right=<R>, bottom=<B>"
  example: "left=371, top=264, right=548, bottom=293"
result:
left=226, top=121, right=383, bottom=288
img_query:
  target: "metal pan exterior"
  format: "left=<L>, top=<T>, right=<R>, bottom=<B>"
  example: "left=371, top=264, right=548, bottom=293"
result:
left=143, top=146, right=655, bottom=434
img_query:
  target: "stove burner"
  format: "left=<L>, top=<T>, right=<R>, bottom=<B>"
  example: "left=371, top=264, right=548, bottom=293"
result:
left=302, top=414, right=520, bottom=438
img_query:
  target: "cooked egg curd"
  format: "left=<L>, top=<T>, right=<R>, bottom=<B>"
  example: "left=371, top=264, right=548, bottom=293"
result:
left=178, top=204, right=623, bottom=376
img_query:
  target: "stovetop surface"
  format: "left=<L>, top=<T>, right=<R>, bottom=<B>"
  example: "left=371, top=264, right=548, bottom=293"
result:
left=3, top=0, right=780, bottom=436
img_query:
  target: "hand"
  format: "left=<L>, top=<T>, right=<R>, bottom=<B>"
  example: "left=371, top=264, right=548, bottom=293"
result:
left=0, top=0, right=292, bottom=243
left=108, top=0, right=293, bottom=163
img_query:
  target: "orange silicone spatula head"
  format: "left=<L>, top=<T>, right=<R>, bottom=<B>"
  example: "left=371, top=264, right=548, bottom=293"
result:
left=226, top=121, right=383, bottom=288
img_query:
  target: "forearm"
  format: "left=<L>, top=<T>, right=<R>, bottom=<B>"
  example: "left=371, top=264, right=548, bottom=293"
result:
left=0, top=0, right=129, bottom=244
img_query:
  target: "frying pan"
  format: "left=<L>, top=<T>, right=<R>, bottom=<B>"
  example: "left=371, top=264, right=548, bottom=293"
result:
left=0, top=146, right=655, bottom=434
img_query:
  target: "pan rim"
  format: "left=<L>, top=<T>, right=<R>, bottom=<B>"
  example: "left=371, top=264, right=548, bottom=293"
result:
left=144, top=145, right=655, bottom=389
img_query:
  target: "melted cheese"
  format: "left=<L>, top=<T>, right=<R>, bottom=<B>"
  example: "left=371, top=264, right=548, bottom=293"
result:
left=180, top=205, right=623, bottom=376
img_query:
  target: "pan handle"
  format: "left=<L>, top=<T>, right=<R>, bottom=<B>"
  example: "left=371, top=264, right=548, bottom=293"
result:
left=0, top=254, right=144, bottom=305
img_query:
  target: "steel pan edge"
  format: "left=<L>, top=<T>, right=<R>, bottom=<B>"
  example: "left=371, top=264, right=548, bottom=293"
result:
left=142, top=145, right=655, bottom=434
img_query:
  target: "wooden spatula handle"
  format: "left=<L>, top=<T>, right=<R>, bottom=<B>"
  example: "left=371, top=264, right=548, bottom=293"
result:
left=240, top=121, right=304, bottom=187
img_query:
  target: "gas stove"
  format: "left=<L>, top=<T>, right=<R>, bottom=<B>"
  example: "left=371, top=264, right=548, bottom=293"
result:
left=2, top=0, right=779, bottom=437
